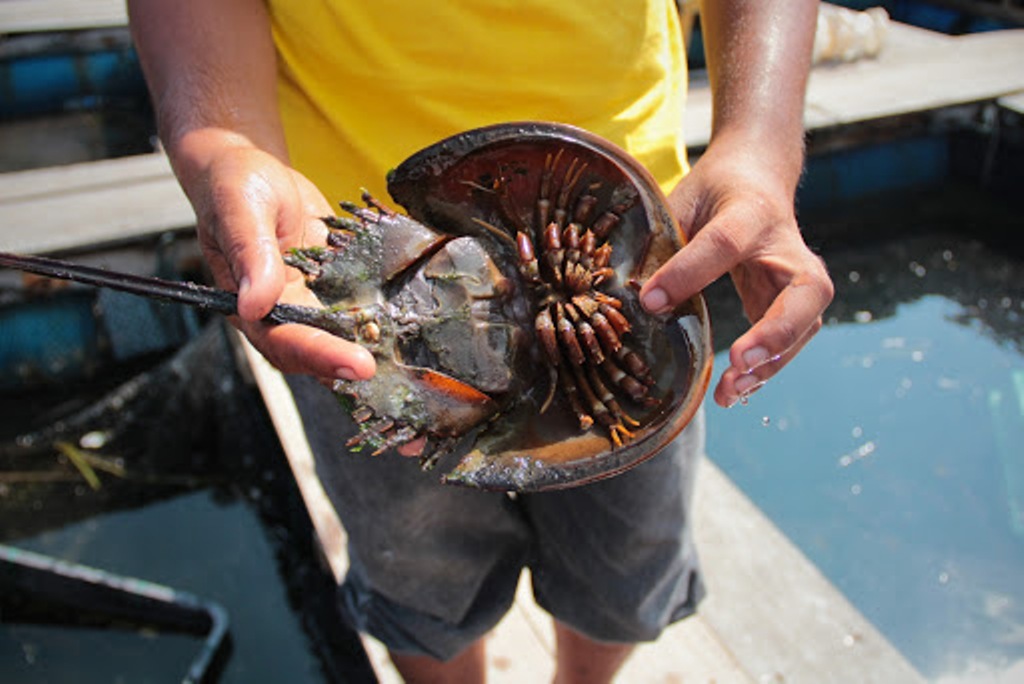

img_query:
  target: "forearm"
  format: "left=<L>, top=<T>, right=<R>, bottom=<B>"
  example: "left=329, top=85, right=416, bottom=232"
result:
left=699, top=0, right=818, bottom=191
left=127, top=0, right=286, bottom=180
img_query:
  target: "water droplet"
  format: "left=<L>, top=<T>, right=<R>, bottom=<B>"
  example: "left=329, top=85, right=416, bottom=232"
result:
left=854, top=310, right=873, bottom=323
left=848, top=270, right=860, bottom=283
left=80, top=430, right=109, bottom=449
left=909, top=261, right=927, bottom=277
left=838, top=441, right=876, bottom=467
left=852, top=426, right=863, bottom=438
left=1000, top=296, right=1012, bottom=309
left=938, top=571, right=950, bottom=585
left=911, top=350, right=924, bottom=362
left=761, top=416, right=771, bottom=427
left=851, top=484, right=862, bottom=495
left=942, top=249, right=954, bottom=262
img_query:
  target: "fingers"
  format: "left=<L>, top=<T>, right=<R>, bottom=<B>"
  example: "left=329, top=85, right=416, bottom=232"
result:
left=714, top=262, right=833, bottom=407
left=240, top=317, right=376, bottom=380
left=638, top=202, right=833, bottom=408
left=188, top=146, right=378, bottom=380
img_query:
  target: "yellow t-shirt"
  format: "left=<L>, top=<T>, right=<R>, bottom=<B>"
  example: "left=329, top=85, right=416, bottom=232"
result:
left=267, top=0, right=688, bottom=204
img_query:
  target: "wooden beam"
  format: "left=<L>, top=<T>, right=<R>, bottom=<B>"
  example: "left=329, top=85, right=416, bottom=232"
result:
left=0, top=153, right=195, bottom=255
left=0, top=0, right=128, bottom=34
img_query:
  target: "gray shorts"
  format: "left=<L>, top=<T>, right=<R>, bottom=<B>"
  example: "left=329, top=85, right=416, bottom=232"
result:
left=287, top=375, right=705, bottom=661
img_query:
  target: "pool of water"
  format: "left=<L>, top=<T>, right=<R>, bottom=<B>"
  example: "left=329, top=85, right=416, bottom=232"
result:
left=705, top=188, right=1024, bottom=680
left=0, top=323, right=373, bottom=683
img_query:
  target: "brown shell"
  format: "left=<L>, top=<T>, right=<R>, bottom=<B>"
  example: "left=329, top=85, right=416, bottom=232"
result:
left=387, top=122, right=713, bottom=491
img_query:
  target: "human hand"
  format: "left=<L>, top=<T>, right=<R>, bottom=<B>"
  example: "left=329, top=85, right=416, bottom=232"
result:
left=175, top=133, right=376, bottom=381
left=639, top=137, right=833, bottom=407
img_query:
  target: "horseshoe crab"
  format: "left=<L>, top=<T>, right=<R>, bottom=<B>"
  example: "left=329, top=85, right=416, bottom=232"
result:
left=0, top=122, right=712, bottom=492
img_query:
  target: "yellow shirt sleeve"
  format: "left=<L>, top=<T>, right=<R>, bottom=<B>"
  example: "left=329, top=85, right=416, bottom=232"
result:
left=267, top=0, right=688, bottom=204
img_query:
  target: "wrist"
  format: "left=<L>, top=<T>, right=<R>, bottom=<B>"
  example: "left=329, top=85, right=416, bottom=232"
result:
left=704, top=126, right=806, bottom=198
left=164, top=128, right=265, bottom=199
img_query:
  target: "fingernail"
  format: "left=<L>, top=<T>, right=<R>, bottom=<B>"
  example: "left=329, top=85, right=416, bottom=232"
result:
left=642, top=287, right=669, bottom=313
left=238, top=275, right=251, bottom=298
left=734, top=373, right=765, bottom=396
left=335, top=366, right=360, bottom=381
left=742, top=346, right=778, bottom=374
